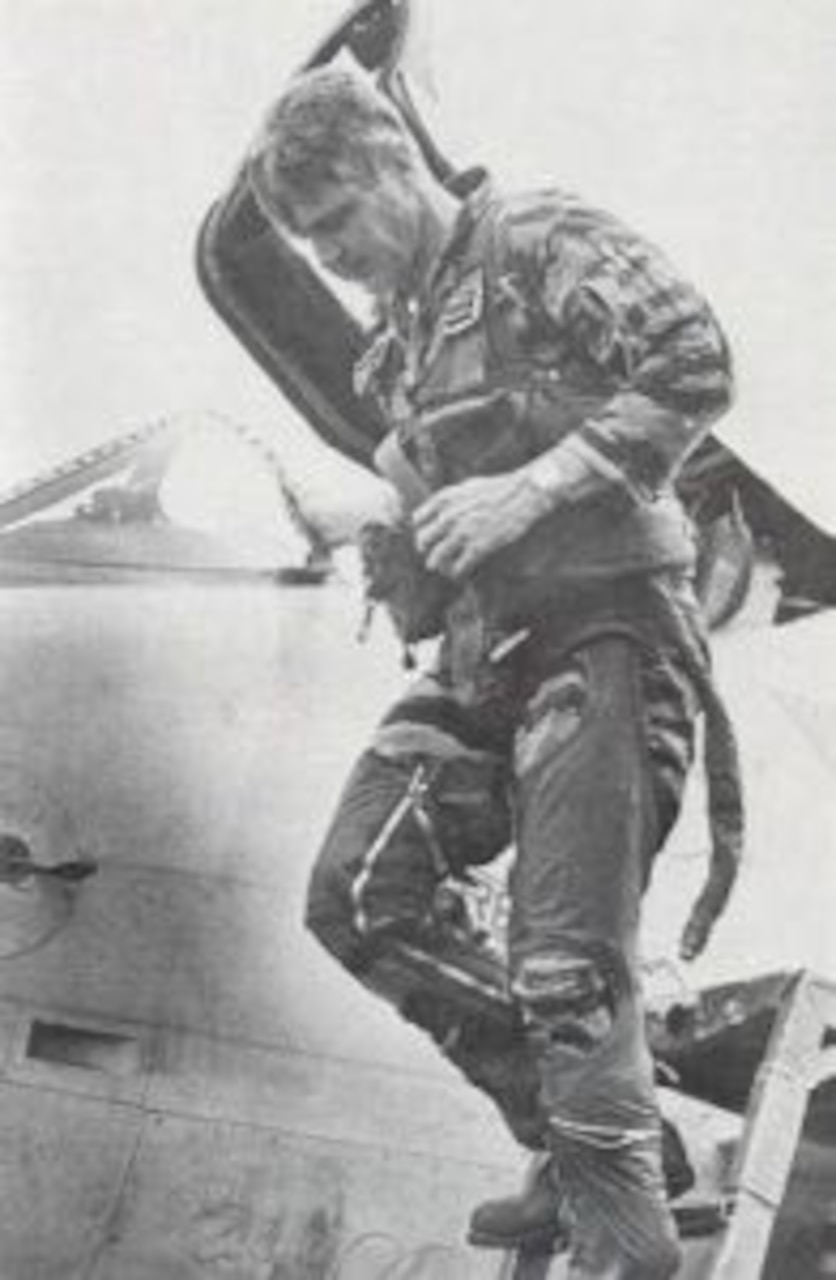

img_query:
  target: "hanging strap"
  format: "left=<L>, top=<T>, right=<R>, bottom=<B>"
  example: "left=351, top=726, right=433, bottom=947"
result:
left=647, top=578, right=745, bottom=961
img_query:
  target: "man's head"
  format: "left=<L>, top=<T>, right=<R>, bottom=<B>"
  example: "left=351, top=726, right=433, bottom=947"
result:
left=247, top=68, right=453, bottom=300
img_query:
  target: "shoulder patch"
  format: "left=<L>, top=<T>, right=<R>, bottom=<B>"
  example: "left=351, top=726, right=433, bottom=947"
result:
left=440, top=270, right=485, bottom=337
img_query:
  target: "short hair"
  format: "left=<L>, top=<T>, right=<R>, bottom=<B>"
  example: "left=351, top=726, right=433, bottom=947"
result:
left=247, top=67, right=416, bottom=230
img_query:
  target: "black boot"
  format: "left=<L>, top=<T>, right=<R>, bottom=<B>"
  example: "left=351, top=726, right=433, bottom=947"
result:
left=468, top=1118, right=695, bottom=1253
left=468, top=1156, right=568, bottom=1253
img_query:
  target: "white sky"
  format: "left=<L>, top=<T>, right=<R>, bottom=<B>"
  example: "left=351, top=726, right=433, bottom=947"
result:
left=1, top=0, right=835, bottom=527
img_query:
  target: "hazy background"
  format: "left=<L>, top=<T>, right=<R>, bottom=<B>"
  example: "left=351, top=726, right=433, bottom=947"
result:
left=0, top=0, right=834, bottom=530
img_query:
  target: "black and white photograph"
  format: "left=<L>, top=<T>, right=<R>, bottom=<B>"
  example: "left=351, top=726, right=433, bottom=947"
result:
left=0, top=3, right=834, bottom=1277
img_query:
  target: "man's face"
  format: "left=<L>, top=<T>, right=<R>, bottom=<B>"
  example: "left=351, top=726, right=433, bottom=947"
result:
left=286, top=163, right=421, bottom=300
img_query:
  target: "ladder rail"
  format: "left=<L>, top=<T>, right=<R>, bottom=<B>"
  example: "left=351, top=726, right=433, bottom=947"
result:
left=493, top=970, right=836, bottom=1280
left=704, top=970, right=835, bottom=1280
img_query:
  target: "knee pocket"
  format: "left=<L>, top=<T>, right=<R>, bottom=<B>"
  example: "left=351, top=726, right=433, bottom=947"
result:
left=428, top=753, right=512, bottom=869
left=373, top=747, right=512, bottom=872
left=511, top=952, right=617, bottom=1054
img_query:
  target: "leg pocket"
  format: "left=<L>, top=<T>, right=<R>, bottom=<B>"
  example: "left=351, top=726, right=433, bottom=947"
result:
left=430, top=751, right=512, bottom=871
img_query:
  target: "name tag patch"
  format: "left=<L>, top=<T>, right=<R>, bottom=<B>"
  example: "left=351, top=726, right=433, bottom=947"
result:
left=440, top=271, right=485, bottom=337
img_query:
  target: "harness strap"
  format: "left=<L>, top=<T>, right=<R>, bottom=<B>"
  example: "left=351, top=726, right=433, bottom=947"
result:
left=646, top=579, right=744, bottom=961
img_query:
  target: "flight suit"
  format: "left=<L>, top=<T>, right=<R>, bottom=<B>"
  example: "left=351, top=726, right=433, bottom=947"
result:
left=306, top=174, right=736, bottom=1278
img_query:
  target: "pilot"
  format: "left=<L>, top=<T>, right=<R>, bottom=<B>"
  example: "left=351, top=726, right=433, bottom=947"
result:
left=248, top=67, right=741, bottom=1279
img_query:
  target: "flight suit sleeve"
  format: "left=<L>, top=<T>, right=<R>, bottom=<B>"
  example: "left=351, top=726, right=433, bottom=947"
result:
left=527, top=221, right=735, bottom=500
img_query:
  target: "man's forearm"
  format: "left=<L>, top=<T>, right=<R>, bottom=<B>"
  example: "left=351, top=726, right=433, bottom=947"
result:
left=521, top=434, right=617, bottom=514
left=411, top=393, right=703, bottom=580
left=412, top=440, right=608, bottom=580
left=525, top=387, right=724, bottom=516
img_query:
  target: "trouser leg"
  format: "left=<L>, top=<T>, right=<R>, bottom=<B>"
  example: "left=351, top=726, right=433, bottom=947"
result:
left=306, top=747, right=440, bottom=968
left=305, top=688, right=549, bottom=1150
left=508, top=636, right=691, bottom=1279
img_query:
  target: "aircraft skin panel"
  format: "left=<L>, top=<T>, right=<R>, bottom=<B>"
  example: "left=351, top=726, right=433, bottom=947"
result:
left=0, top=862, right=464, bottom=1068
left=0, top=1001, right=21, bottom=1071
left=0, top=1093, right=515, bottom=1280
left=143, top=1024, right=517, bottom=1170
left=0, top=1004, right=521, bottom=1279
left=81, top=1113, right=512, bottom=1280
left=0, top=1085, right=146, bottom=1280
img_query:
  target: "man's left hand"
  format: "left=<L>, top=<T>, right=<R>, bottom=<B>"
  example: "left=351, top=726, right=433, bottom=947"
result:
left=413, top=471, right=552, bottom=580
